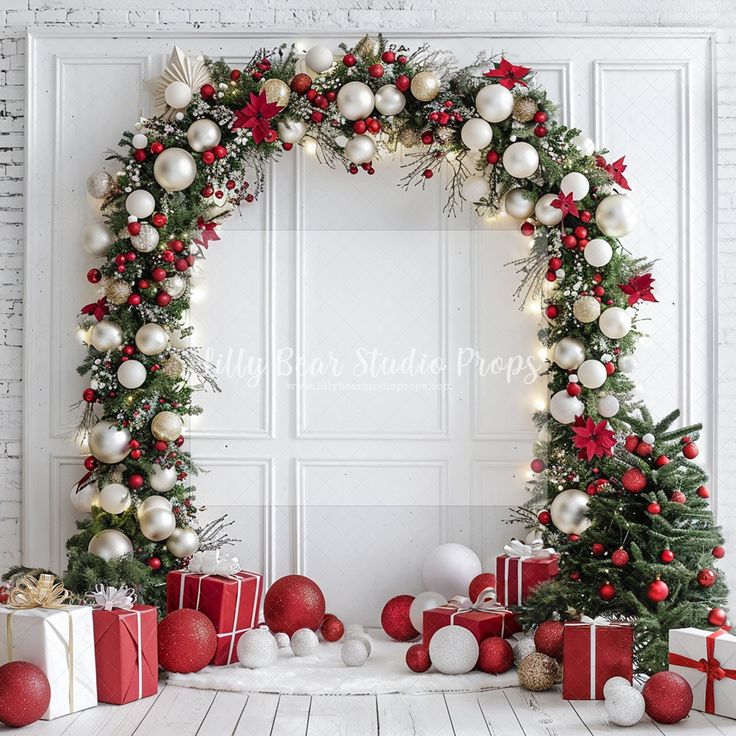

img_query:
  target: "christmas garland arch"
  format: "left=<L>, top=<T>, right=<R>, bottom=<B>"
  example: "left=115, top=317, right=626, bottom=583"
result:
left=69, top=36, right=727, bottom=675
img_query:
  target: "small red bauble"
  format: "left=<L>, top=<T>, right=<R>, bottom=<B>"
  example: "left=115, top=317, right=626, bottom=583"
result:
left=213, top=145, right=227, bottom=159
left=660, top=549, right=675, bottom=563
left=342, top=53, right=357, bottom=67
left=621, top=467, right=646, bottom=493
left=468, top=573, right=496, bottom=604
left=353, top=120, right=367, bottom=135
left=478, top=636, right=514, bottom=674
left=568, top=533, right=580, bottom=542
left=671, top=490, right=687, bottom=504
left=230, top=69, right=241, bottom=81
left=713, top=545, right=725, bottom=559
left=534, top=620, right=564, bottom=660
left=127, top=221, right=141, bottom=236
left=0, top=661, right=51, bottom=727
left=611, top=548, right=629, bottom=567
left=368, top=63, right=384, bottom=78
left=569, top=571, right=581, bottom=581
left=201, top=83, right=215, bottom=99
left=150, top=141, right=164, bottom=155
left=146, top=556, right=162, bottom=570
left=533, top=110, right=547, bottom=123
left=709, top=607, right=728, bottom=627
left=133, top=149, right=146, bottom=162
left=592, top=542, right=605, bottom=556
left=320, top=614, right=344, bottom=642
left=395, top=74, right=411, bottom=92
left=538, top=510, right=551, bottom=525
left=599, top=582, right=616, bottom=601
left=127, top=293, right=141, bottom=306
left=545, top=305, right=559, bottom=319
left=655, top=455, right=670, bottom=467
left=201, top=150, right=215, bottom=165
left=87, top=268, right=102, bottom=283
left=486, top=150, right=499, bottom=164
left=152, top=213, right=167, bottom=228
left=566, top=382, right=581, bottom=397
left=381, top=594, right=418, bottom=642
left=623, top=435, right=639, bottom=452
left=158, top=609, right=217, bottom=674
left=697, top=568, right=716, bottom=588
left=530, top=458, right=545, bottom=473
left=82, top=388, right=96, bottom=403
left=635, top=442, right=653, bottom=457
left=642, top=671, right=692, bottom=724
left=697, top=485, right=709, bottom=498
left=127, top=473, right=144, bottom=490
left=562, top=234, right=577, bottom=249
left=422, top=169, right=433, bottom=179
left=263, top=575, right=326, bottom=637
left=683, top=442, right=699, bottom=459
left=83, top=455, right=97, bottom=471
left=381, top=50, right=396, bottom=64
left=151, top=267, right=167, bottom=282
left=534, top=125, right=547, bottom=137
left=405, top=643, right=431, bottom=673
left=291, top=73, right=312, bottom=94
left=647, top=502, right=661, bottom=515
left=155, top=291, right=172, bottom=307
left=520, top=221, right=535, bottom=237
left=647, top=578, right=669, bottom=603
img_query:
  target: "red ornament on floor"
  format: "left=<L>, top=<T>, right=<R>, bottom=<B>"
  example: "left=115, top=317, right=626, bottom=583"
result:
left=477, top=636, right=514, bottom=674
left=381, top=595, right=418, bottom=642
left=468, top=573, right=496, bottom=604
left=642, top=671, right=693, bottom=723
left=158, top=609, right=217, bottom=673
left=320, top=614, right=344, bottom=642
left=534, top=620, right=564, bottom=660
left=0, top=661, right=50, bottom=727
left=264, top=575, right=326, bottom=637
left=405, top=643, right=431, bottom=672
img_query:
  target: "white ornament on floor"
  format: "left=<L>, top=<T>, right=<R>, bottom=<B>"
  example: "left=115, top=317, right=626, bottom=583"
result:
left=512, top=636, right=536, bottom=666
left=341, top=639, right=369, bottom=667
left=428, top=625, right=479, bottom=675
left=238, top=628, right=278, bottom=669
left=291, top=628, right=319, bottom=657
left=603, top=676, right=631, bottom=699
left=605, top=683, right=645, bottom=727
left=275, top=632, right=290, bottom=648
left=409, top=592, right=447, bottom=634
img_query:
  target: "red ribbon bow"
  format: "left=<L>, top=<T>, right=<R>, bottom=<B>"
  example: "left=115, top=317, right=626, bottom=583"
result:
left=194, top=217, right=220, bottom=250
left=668, top=629, right=736, bottom=714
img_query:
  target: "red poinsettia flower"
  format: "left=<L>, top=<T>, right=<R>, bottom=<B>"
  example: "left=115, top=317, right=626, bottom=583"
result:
left=483, top=58, right=531, bottom=89
left=618, top=273, right=657, bottom=306
left=551, top=190, right=579, bottom=218
left=595, top=154, right=630, bottom=190
left=193, top=216, right=220, bottom=250
left=232, top=90, right=284, bottom=144
left=81, top=298, right=109, bottom=322
left=572, top=415, right=617, bottom=461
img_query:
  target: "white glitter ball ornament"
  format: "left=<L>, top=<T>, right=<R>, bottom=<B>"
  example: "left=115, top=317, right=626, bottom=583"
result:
left=237, top=628, right=278, bottom=669
left=603, top=676, right=632, bottom=699
left=513, top=636, right=537, bottom=666
left=605, top=684, right=645, bottom=727
left=428, top=625, right=479, bottom=674
left=341, top=639, right=369, bottom=667
left=290, top=628, right=319, bottom=657
left=274, top=632, right=290, bottom=649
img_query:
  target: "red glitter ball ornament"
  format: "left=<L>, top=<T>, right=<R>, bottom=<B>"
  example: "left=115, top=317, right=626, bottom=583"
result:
left=0, top=661, right=51, bottom=727
left=320, top=614, right=344, bottom=642
left=158, top=609, right=216, bottom=674
left=405, top=643, right=431, bottom=672
left=290, top=73, right=312, bottom=94
left=477, top=636, right=514, bottom=674
left=713, top=545, right=725, bottom=559
left=468, top=573, right=497, bottom=604
left=611, top=548, right=629, bottom=567
left=381, top=595, right=418, bottom=642
left=697, top=568, right=717, bottom=588
left=530, top=458, right=546, bottom=473
left=621, top=467, right=646, bottom=493
left=534, top=620, right=564, bottom=660
left=642, top=671, right=693, bottom=724
left=624, top=435, right=639, bottom=452
left=263, top=575, right=326, bottom=637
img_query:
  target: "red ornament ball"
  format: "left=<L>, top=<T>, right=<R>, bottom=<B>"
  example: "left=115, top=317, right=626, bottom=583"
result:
left=468, top=573, right=496, bottom=604
left=127, top=473, right=144, bottom=490
left=599, top=582, right=616, bottom=601
left=621, top=467, right=646, bottom=493
left=697, top=568, right=717, bottom=588
left=0, top=661, right=51, bottom=727
left=158, top=609, right=216, bottom=673
left=201, top=83, right=215, bottom=99
left=592, top=542, right=605, bottom=556
left=290, top=73, right=312, bottom=94
left=647, top=502, right=661, bottom=515
left=87, top=268, right=102, bottom=284
left=320, top=614, right=344, bottom=642
left=660, top=549, right=675, bottom=563
left=381, top=595, right=418, bottom=642
left=264, top=575, right=326, bottom=637
left=342, top=53, right=357, bottom=67
left=477, top=636, right=514, bottom=674
left=545, top=305, right=559, bottom=319
left=520, top=221, right=535, bottom=237
left=671, top=490, right=687, bottom=504
left=611, top=548, right=629, bottom=567
left=405, top=643, right=431, bottom=673
left=395, top=74, right=411, bottom=92
left=642, top=671, right=693, bottom=724
left=538, top=510, right=551, bottom=526
left=647, top=578, right=669, bottom=603
left=83, top=457, right=98, bottom=473
left=709, top=607, right=728, bottom=627
left=713, top=545, right=725, bottom=559
left=624, top=435, right=640, bottom=453
left=534, top=620, right=564, bottom=660
left=697, top=485, right=710, bottom=499
left=146, top=556, right=161, bottom=570
left=636, top=442, right=653, bottom=457
left=683, top=442, right=699, bottom=459
left=530, top=458, right=546, bottom=474
left=368, top=63, right=384, bottom=78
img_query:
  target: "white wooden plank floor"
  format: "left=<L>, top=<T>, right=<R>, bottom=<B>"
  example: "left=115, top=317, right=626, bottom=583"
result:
left=2, top=684, right=730, bottom=736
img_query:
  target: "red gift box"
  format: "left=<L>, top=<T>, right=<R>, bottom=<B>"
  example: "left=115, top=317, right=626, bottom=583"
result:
left=496, top=545, right=559, bottom=606
left=166, top=569, right=263, bottom=665
left=562, top=620, right=634, bottom=700
left=92, top=605, right=158, bottom=705
left=423, top=603, right=521, bottom=647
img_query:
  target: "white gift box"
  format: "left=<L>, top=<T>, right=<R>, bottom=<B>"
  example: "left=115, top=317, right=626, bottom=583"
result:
left=0, top=604, right=98, bottom=720
left=669, top=627, right=736, bottom=719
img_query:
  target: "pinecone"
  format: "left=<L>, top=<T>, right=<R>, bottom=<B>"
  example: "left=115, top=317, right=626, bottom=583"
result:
left=513, top=96, right=538, bottom=123
left=104, top=279, right=132, bottom=305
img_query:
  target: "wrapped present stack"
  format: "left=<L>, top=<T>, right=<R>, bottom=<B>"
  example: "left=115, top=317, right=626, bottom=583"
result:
left=495, top=539, right=559, bottom=607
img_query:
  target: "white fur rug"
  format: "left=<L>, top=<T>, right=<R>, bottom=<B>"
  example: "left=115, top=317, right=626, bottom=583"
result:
left=167, top=633, right=519, bottom=696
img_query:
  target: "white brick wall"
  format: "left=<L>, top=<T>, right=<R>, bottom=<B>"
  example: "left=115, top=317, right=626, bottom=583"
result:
left=1, top=0, right=735, bottom=570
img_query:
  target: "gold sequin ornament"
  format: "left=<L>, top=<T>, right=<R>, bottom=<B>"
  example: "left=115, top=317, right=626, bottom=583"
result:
left=573, top=295, right=602, bottom=323
left=512, top=96, right=538, bottom=123
left=518, top=652, right=558, bottom=691
left=162, top=355, right=184, bottom=378
left=396, top=126, right=421, bottom=149
left=261, top=78, right=291, bottom=108
left=105, top=279, right=132, bottom=305
left=410, top=71, right=441, bottom=102
left=354, top=35, right=380, bottom=60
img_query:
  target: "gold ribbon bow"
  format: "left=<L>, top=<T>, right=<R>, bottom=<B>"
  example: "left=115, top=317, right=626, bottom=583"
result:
left=6, top=574, right=70, bottom=609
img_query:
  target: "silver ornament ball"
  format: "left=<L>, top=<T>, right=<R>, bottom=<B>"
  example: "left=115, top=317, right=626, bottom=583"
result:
left=290, top=628, right=319, bottom=657
left=82, top=221, right=116, bottom=257
left=186, top=119, right=221, bottom=153
left=553, top=336, right=585, bottom=370
left=513, top=637, right=537, bottom=666
left=164, top=81, right=193, bottom=109
left=164, top=275, right=187, bottom=299
left=374, top=84, right=406, bottom=116
left=98, top=483, right=131, bottom=515
left=599, top=306, right=632, bottom=339
left=88, top=529, right=133, bottom=561
left=117, top=359, right=147, bottom=389
left=503, top=141, right=540, bottom=179
left=603, top=676, right=632, bottom=700
left=428, top=624, right=479, bottom=674
left=139, top=507, right=176, bottom=542
left=90, top=320, right=123, bottom=352
left=595, top=194, right=638, bottom=238
left=605, top=684, right=645, bottom=727
left=277, top=119, right=307, bottom=144
left=336, top=81, right=375, bottom=121
left=460, top=118, right=493, bottom=150
left=504, top=188, right=536, bottom=219
left=550, top=489, right=591, bottom=535
left=137, top=495, right=172, bottom=517
left=166, top=527, right=200, bottom=558
left=238, top=628, right=278, bottom=669
left=149, top=464, right=178, bottom=493
left=341, top=639, right=369, bottom=667
left=70, top=482, right=99, bottom=513
left=131, top=223, right=160, bottom=253
left=135, top=323, right=169, bottom=356
left=578, top=359, right=607, bottom=389
left=125, top=189, right=156, bottom=219
left=535, top=193, right=564, bottom=226
left=549, top=390, right=584, bottom=424
left=153, top=148, right=197, bottom=193
left=584, top=238, right=613, bottom=268
left=88, top=420, right=131, bottom=464
left=344, top=135, right=376, bottom=165
left=475, top=83, right=514, bottom=123
left=86, top=171, right=115, bottom=199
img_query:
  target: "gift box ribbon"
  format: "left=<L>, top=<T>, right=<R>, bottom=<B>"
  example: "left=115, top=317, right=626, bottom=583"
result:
left=567, top=614, right=624, bottom=698
left=438, top=587, right=513, bottom=636
left=669, top=628, right=736, bottom=714
left=502, top=539, right=556, bottom=605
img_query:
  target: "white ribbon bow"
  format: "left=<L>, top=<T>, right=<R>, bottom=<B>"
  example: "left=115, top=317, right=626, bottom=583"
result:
left=187, top=550, right=241, bottom=576
left=503, top=538, right=556, bottom=559
left=449, top=587, right=506, bottom=613
left=86, top=584, right=137, bottom=611
left=580, top=614, right=610, bottom=626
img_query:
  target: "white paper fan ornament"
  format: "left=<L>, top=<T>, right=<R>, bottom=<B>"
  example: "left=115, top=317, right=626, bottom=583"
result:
left=145, top=47, right=211, bottom=120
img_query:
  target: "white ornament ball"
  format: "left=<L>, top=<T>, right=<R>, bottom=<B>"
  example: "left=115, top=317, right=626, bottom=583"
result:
left=504, top=188, right=536, bottom=219
left=603, top=676, right=632, bottom=700
left=559, top=172, right=590, bottom=201
left=186, top=119, right=221, bottom=152
left=164, top=275, right=187, bottom=299
left=154, top=148, right=197, bottom=193
left=584, top=238, right=613, bottom=268
left=138, top=507, right=176, bottom=542
left=513, top=637, right=537, bottom=666
left=344, top=624, right=364, bottom=639
left=290, top=628, right=319, bottom=657
left=305, top=45, right=334, bottom=73
left=149, top=464, right=178, bottom=493
left=462, top=175, right=491, bottom=203
left=605, top=685, right=645, bottom=727
left=166, top=527, right=200, bottom=558
left=277, top=119, right=307, bottom=144
left=599, top=306, right=632, bottom=339
left=275, top=632, right=290, bottom=648
left=151, top=410, right=183, bottom=442
left=553, top=336, right=585, bottom=370
left=131, top=133, right=148, bottom=150
left=130, top=223, right=159, bottom=253
left=460, top=118, right=493, bottom=150
left=577, top=359, right=608, bottom=389
left=428, top=625, right=479, bottom=675
left=549, top=390, right=584, bottom=424
left=137, top=495, right=172, bottom=517
left=642, top=432, right=655, bottom=445
left=352, top=634, right=372, bottom=656
left=341, top=639, right=369, bottom=667
left=117, top=359, right=147, bottom=389
left=374, top=84, right=406, bottom=116
left=125, top=189, right=156, bottom=219
left=344, top=135, right=376, bottom=165
left=475, top=84, right=514, bottom=123
left=82, top=222, right=116, bottom=257
left=534, top=193, right=564, bottom=226
left=88, top=529, right=133, bottom=561
left=336, top=81, right=375, bottom=121
left=573, top=296, right=601, bottom=324
left=90, top=320, right=123, bottom=352
left=597, top=394, right=620, bottom=418
left=550, top=489, right=591, bottom=535
left=618, top=355, right=636, bottom=373
left=409, top=591, right=447, bottom=634
left=422, top=543, right=482, bottom=600
left=88, top=420, right=131, bottom=464
left=86, top=171, right=115, bottom=199
left=98, top=483, right=131, bottom=515
left=503, top=141, right=539, bottom=179
left=164, top=80, right=193, bottom=109
left=238, top=628, right=278, bottom=669
left=572, top=134, right=595, bottom=157
left=135, top=323, right=169, bottom=356
left=70, top=482, right=99, bottom=513
left=595, top=194, right=638, bottom=238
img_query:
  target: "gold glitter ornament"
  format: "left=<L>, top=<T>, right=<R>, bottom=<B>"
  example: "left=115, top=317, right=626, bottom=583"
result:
left=261, top=78, right=291, bottom=108
left=162, top=355, right=184, bottom=378
left=573, top=295, right=601, bottom=323
left=105, top=279, right=132, bottom=305
left=512, top=96, right=538, bottom=123
left=354, top=36, right=380, bottom=60
left=518, top=652, right=558, bottom=691
left=410, top=71, right=441, bottom=102
left=396, top=126, right=421, bottom=149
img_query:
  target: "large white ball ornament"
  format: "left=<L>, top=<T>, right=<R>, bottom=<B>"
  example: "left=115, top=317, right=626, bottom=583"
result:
left=277, top=119, right=307, bottom=144
left=605, top=685, right=645, bottom=727
left=552, top=336, right=585, bottom=370
left=599, top=306, right=632, bottom=339
left=290, top=628, right=319, bottom=657
left=559, top=172, right=590, bottom=201
left=164, top=80, right=193, bottom=109
left=572, top=134, right=595, bottom=157
left=597, top=394, right=620, bottom=418
left=374, top=84, right=406, bottom=116
left=503, top=141, right=539, bottom=179
left=130, top=223, right=159, bottom=253
left=617, top=355, right=636, bottom=373
left=186, top=119, right=221, bottom=152
left=409, top=592, right=447, bottom=634
left=125, top=189, right=156, bottom=219
left=504, top=188, right=536, bottom=219
left=70, top=482, right=99, bottom=513
left=164, top=275, right=187, bottom=299
left=135, top=323, right=169, bottom=356
left=595, top=195, right=638, bottom=238
left=238, top=628, right=278, bottom=669
left=98, top=483, right=131, bottom=515
left=88, top=420, right=131, bottom=464
left=534, top=193, right=564, bottom=226
left=149, top=465, right=177, bottom=493
left=460, top=118, right=493, bottom=150
left=550, top=489, right=591, bottom=534
left=549, top=390, right=584, bottom=424
left=139, top=507, right=176, bottom=541
left=475, top=84, right=514, bottom=123
left=422, top=543, right=482, bottom=600
left=82, top=222, right=116, bottom=256
left=577, top=359, right=607, bottom=389
left=462, top=176, right=491, bottom=203
left=344, top=135, right=376, bottom=165
left=137, top=495, right=172, bottom=517
left=341, top=639, right=369, bottom=667
left=151, top=411, right=183, bottom=442
left=428, top=625, right=479, bottom=675
left=336, top=81, right=375, bottom=121
left=131, top=134, right=148, bottom=150
left=584, top=238, right=613, bottom=268
left=117, top=359, right=147, bottom=389
left=88, top=529, right=133, bottom=561
left=86, top=171, right=114, bottom=199
left=305, top=45, right=334, bottom=74
left=166, top=527, right=200, bottom=558
left=154, top=148, right=197, bottom=193
left=90, top=320, right=123, bottom=352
